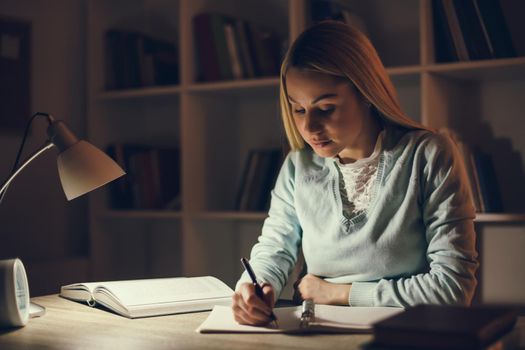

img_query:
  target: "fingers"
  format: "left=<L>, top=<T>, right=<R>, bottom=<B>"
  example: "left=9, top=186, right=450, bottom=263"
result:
left=231, top=283, right=274, bottom=326
left=261, top=282, right=276, bottom=307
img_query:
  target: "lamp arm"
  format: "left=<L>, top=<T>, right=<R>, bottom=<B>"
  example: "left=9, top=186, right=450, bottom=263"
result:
left=0, top=141, right=54, bottom=197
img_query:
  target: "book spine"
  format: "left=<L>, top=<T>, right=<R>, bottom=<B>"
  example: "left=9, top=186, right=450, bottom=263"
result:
left=474, top=0, right=516, bottom=58
left=432, top=0, right=460, bottom=62
left=442, top=0, right=470, bottom=61
left=235, top=20, right=255, bottom=78
left=210, top=14, right=233, bottom=80
left=193, top=13, right=222, bottom=81
left=473, top=150, right=503, bottom=212
left=469, top=150, right=486, bottom=212
left=237, top=150, right=258, bottom=211
left=452, top=0, right=492, bottom=60
left=224, top=22, right=244, bottom=80
left=456, top=142, right=479, bottom=212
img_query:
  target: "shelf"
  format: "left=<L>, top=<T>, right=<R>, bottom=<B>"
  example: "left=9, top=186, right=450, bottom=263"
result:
left=475, top=213, right=525, bottom=224
left=190, top=211, right=268, bottom=221
left=386, top=65, right=424, bottom=76
left=97, top=85, right=183, bottom=100
left=101, top=210, right=183, bottom=219
left=425, top=56, right=525, bottom=81
left=186, top=77, right=279, bottom=95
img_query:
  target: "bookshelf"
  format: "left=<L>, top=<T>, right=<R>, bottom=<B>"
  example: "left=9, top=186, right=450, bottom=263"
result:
left=86, top=0, right=525, bottom=303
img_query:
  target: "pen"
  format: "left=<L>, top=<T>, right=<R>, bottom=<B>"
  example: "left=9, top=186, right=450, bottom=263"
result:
left=240, top=257, right=278, bottom=326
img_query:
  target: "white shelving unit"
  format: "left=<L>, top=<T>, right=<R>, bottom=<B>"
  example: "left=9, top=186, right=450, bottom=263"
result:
left=86, top=0, right=525, bottom=302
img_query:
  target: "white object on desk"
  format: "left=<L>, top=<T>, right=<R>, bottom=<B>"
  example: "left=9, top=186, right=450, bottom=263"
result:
left=197, top=305, right=403, bottom=333
left=0, top=258, right=30, bottom=327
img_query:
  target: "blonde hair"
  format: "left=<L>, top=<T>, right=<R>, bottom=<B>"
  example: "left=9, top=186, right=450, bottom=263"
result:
left=280, top=21, right=431, bottom=151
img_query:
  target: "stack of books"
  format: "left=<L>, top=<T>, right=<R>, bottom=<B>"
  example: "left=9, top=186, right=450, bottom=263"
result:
left=432, top=0, right=517, bottom=62
left=193, top=13, right=284, bottom=82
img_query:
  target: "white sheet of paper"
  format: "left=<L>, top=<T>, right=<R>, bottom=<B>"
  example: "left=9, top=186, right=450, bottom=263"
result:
left=196, top=305, right=403, bottom=333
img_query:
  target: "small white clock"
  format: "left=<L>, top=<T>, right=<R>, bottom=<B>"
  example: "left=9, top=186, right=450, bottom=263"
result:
left=0, top=258, right=30, bottom=327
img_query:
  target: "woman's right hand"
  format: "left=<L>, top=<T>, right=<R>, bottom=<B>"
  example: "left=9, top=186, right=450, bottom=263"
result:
left=232, top=282, right=276, bottom=326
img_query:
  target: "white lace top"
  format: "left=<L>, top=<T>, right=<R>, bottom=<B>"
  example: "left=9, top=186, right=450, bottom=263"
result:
left=335, top=130, right=385, bottom=218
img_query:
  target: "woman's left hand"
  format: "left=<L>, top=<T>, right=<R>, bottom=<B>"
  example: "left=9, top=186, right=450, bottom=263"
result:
left=294, top=273, right=352, bottom=305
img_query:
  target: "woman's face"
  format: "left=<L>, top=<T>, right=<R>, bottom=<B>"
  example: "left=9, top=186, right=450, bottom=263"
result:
left=286, top=68, right=370, bottom=160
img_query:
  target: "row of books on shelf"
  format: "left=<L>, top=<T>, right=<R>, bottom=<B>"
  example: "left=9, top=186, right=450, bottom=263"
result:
left=104, top=29, right=179, bottom=90
left=193, top=13, right=285, bottom=82
left=106, top=144, right=181, bottom=210
left=235, top=149, right=284, bottom=211
left=441, top=129, right=503, bottom=213
left=432, top=0, right=518, bottom=62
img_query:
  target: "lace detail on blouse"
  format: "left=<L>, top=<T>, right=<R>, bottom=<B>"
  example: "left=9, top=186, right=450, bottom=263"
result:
left=336, top=131, right=385, bottom=218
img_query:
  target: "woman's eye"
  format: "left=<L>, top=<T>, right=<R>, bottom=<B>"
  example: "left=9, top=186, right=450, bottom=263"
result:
left=319, top=106, right=335, bottom=113
left=293, top=108, right=305, bottom=115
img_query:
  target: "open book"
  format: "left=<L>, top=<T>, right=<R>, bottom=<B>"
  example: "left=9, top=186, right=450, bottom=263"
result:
left=197, top=305, right=403, bottom=333
left=60, top=276, right=233, bottom=318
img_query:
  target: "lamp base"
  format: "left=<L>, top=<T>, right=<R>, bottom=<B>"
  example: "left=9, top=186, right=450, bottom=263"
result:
left=29, top=302, right=46, bottom=318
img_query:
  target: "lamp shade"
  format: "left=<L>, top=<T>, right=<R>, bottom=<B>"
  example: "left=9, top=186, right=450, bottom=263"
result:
left=57, top=140, right=125, bottom=200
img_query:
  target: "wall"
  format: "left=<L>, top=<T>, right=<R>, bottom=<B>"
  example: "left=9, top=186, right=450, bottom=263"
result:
left=0, top=0, right=88, bottom=295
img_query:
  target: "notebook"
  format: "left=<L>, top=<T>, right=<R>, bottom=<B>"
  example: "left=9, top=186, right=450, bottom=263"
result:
left=60, top=276, right=233, bottom=318
left=196, top=304, right=403, bottom=333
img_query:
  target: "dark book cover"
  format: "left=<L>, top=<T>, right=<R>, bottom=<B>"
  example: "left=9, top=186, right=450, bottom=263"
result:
left=257, top=149, right=283, bottom=211
left=106, top=144, right=151, bottom=209
left=106, top=144, right=131, bottom=209
left=234, top=19, right=256, bottom=78
left=105, top=30, right=127, bottom=89
left=432, top=0, right=459, bottom=62
left=193, top=13, right=222, bottom=81
left=247, top=23, right=281, bottom=77
left=209, top=13, right=233, bottom=80
left=473, top=150, right=503, bottom=212
left=236, top=150, right=259, bottom=211
left=452, top=0, right=492, bottom=60
left=247, top=150, right=272, bottom=211
left=474, top=0, right=516, bottom=59
left=156, top=148, right=181, bottom=209
left=143, top=36, right=179, bottom=86
left=372, top=304, right=517, bottom=350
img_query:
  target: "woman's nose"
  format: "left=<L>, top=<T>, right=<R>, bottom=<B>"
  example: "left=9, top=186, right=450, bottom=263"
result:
left=304, top=113, right=323, bottom=134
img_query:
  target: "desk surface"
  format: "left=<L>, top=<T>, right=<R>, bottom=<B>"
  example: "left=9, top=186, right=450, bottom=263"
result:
left=0, top=295, right=373, bottom=350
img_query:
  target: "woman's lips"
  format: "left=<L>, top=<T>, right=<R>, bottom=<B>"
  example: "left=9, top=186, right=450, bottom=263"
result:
left=311, top=140, right=332, bottom=148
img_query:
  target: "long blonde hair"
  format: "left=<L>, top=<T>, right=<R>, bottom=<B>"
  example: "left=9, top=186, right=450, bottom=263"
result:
left=280, top=21, right=431, bottom=151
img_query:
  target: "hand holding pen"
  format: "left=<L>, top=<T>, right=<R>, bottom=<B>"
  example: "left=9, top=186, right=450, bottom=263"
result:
left=231, top=258, right=278, bottom=327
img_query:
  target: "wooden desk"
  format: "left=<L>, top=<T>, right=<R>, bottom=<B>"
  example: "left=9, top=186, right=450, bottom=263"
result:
left=0, top=295, right=372, bottom=350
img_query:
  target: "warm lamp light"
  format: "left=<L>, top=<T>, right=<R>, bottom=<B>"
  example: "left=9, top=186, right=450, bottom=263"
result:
left=0, top=112, right=125, bottom=328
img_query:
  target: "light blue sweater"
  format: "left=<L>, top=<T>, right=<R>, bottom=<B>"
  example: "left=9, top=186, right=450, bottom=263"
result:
left=237, top=126, right=478, bottom=307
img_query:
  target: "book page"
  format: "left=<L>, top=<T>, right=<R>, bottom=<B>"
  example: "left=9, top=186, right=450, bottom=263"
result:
left=60, top=282, right=100, bottom=302
left=94, top=276, right=233, bottom=307
left=196, top=305, right=403, bottom=333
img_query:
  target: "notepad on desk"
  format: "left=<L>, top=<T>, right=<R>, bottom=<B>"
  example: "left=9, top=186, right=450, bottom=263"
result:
left=60, top=276, right=233, bottom=318
left=197, top=305, right=403, bottom=333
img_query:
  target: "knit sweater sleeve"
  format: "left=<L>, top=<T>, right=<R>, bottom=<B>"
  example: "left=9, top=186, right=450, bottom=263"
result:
left=235, top=152, right=302, bottom=298
left=350, top=133, right=479, bottom=307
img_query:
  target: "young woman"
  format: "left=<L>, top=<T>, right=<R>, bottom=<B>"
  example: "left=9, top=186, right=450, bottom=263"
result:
left=232, top=21, right=478, bottom=326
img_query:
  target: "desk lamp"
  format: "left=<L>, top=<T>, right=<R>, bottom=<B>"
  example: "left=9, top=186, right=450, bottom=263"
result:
left=0, top=112, right=125, bottom=327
